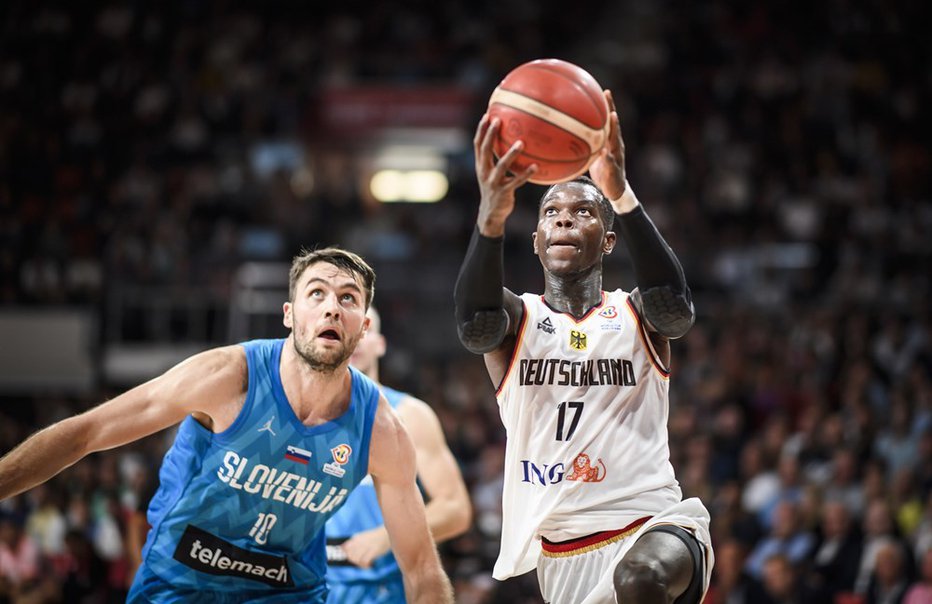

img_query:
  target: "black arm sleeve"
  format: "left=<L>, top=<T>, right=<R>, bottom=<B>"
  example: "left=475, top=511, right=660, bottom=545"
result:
left=616, top=205, right=695, bottom=338
left=453, top=226, right=510, bottom=354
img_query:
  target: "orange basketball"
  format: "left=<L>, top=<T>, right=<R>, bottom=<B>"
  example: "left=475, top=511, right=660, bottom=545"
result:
left=487, top=59, right=609, bottom=185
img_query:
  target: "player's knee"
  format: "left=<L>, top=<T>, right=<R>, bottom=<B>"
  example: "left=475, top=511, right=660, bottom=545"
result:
left=613, top=557, right=669, bottom=604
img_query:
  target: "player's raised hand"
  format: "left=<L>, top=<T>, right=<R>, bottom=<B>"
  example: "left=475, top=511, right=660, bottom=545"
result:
left=474, top=114, right=538, bottom=237
left=588, top=89, right=627, bottom=202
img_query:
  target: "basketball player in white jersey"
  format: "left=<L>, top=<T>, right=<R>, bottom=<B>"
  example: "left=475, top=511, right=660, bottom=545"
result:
left=454, top=90, right=714, bottom=604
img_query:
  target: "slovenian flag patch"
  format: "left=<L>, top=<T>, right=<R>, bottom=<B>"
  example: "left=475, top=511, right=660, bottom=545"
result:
left=285, top=445, right=312, bottom=465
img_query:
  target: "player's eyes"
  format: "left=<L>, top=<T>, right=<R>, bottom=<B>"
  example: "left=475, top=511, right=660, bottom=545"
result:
left=340, top=293, right=357, bottom=304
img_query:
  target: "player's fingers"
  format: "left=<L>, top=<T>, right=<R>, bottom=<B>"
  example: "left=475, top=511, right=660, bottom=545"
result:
left=492, top=140, right=524, bottom=179
left=479, top=117, right=500, bottom=164
left=614, top=113, right=626, bottom=158
left=604, top=89, right=616, bottom=113
left=506, top=163, right=538, bottom=190
left=473, top=113, right=490, bottom=151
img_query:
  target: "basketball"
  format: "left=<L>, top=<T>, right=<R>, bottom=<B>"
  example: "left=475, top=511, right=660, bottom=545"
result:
left=487, top=59, right=610, bottom=185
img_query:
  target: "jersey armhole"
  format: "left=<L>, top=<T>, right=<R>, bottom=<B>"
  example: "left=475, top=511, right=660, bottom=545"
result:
left=625, top=298, right=671, bottom=379
left=213, top=343, right=261, bottom=442
left=357, top=376, right=380, bottom=478
left=494, top=298, right=529, bottom=397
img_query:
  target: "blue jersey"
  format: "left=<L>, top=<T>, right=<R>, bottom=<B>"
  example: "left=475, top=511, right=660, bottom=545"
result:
left=134, top=339, right=379, bottom=599
left=325, top=385, right=408, bottom=590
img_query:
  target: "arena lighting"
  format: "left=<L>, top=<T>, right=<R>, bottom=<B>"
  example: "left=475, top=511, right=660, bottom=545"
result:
left=367, top=143, right=449, bottom=203
left=369, top=169, right=448, bottom=203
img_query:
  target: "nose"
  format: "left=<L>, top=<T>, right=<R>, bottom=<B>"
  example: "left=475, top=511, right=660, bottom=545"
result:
left=554, top=210, right=574, bottom=228
left=322, top=292, right=341, bottom=318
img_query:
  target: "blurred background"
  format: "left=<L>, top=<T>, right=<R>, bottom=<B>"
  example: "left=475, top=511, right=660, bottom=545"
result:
left=1, top=1, right=931, bottom=603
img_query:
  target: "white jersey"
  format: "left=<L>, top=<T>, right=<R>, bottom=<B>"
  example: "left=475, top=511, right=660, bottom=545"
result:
left=493, top=289, right=682, bottom=580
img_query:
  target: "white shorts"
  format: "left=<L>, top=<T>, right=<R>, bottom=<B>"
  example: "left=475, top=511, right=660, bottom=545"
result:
left=537, top=498, right=714, bottom=604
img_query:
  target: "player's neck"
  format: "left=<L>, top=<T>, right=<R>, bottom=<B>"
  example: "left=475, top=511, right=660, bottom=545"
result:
left=542, top=267, right=603, bottom=319
left=280, top=341, right=352, bottom=425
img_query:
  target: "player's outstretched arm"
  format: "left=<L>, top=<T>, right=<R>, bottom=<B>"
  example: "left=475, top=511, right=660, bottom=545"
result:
left=589, top=90, right=694, bottom=340
left=454, top=114, right=533, bottom=356
left=0, top=346, right=246, bottom=501
left=369, top=398, right=454, bottom=604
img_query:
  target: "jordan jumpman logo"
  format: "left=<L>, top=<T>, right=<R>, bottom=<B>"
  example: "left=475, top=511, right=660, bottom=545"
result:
left=258, top=416, right=276, bottom=436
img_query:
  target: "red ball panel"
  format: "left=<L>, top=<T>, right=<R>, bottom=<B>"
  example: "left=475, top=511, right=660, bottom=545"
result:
left=499, top=60, right=608, bottom=129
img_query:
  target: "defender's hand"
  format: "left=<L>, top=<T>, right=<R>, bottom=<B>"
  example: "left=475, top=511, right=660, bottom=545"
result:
left=341, top=526, right=391, bottom=569
left=474, top=114, right=538, bottom=238
left=588, top=90, right=627, bottom=202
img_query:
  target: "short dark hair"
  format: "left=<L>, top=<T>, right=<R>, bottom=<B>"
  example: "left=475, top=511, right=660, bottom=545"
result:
left=541, top=176, right=615, bottom=229
left=288, top=247, right=376, bottom=307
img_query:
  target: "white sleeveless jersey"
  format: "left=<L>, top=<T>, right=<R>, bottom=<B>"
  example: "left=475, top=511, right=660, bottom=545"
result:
left=493, top=289, right=682, bottom=580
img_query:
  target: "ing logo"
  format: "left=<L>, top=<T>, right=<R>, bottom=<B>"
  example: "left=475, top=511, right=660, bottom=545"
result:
left=569, top=330, right=587, bottom=351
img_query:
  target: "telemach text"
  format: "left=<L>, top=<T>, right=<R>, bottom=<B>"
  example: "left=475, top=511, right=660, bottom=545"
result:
left=519, top=358, right=637, bottom=387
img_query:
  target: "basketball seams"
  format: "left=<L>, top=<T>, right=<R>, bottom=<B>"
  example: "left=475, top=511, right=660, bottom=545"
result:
left=487, top=59, right=610, bottom=184
left=531, top=64, right=607, bottom=122
left=489, top=88, right=605, bottom=154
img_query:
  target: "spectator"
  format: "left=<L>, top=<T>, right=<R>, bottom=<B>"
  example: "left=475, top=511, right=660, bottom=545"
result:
left=706, top=538, right=765, bottom=604
left=810, top=499, right=864, bottom=595
left=865, top=539, right=910, bottom=604
left=0, top=516, right=38, bottom=592
left=746, top=500, right=815, bottom=579
left=760, top=553, right=826, bottom=604
left=904, top=549, right=932, bottom=604
left=856, top=499, right=913, bottom=595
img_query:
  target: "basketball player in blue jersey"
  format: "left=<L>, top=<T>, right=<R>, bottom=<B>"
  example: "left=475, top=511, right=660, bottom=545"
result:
left=0, top=247, right=454, bottom=604
left=455, top=91, right=713, bottom=604
left=325, top=306, right=471, bottom=603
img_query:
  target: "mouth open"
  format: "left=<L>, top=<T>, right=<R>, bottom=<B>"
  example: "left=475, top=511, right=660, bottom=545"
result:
left=317, top=329, right=341, bottom=341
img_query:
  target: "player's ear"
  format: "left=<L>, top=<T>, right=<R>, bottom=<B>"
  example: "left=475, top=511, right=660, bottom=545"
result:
left=532, top=232, right=539, bottom=255
left=603, top=231, right=616, bottom=254
left=283, top=301, right=293, bottom=329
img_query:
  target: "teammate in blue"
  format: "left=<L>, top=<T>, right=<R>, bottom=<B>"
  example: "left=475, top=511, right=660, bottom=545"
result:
left=0, top=247, right=454, bottom=604
left=326, top=307, right=471, bottom=602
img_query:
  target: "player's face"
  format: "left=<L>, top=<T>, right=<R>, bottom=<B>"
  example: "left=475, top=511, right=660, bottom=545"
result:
left=532, top=182, right=615, bottom=275
left=283, top=262, right=370, bottom=373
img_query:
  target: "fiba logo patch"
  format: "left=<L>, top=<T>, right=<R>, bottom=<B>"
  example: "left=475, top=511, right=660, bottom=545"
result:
left=599, top=306, right=623, bottom=331
left=569, top=330, right=587, bottom=351
left=323, top=444, right=352, bottom=478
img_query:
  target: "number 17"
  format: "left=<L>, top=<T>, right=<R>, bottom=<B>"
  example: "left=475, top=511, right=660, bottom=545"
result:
left=556, top=401, right=584, bottom=441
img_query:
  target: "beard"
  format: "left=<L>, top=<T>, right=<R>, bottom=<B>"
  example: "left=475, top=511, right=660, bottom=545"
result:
left=293, top=330, right=362, bottom=374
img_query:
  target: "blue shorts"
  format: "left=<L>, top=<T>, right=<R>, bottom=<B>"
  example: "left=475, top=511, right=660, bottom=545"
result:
left=326, top=573, right=405, bottom=604
left=128, top=563, right=329, bottom=603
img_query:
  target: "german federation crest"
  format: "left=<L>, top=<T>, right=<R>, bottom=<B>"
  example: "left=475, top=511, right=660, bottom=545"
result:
left=569, top=330, right=587, bottom=351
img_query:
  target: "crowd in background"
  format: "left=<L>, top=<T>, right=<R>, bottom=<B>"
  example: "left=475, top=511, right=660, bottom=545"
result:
left=2, top=1, right=931, bottom=603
